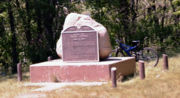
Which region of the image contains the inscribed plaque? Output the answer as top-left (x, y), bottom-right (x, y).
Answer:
top-left (62, 28), bottom-right (99, 62)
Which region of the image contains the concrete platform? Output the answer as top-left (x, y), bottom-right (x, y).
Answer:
top-left (30, 57), bottom-right (136, 82)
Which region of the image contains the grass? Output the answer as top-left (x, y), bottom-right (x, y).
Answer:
top-left (0, 54), bottom-right (180, 98)
top-left (0, 73), bottom-right (39, 98)
top-left (46, 54), bottom-right (180, 98)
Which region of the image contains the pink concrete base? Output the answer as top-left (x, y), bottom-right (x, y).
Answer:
top-left (30, 57), bottom-right (136, 82)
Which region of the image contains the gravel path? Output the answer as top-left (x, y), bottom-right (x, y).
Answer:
top-left (15, 93), bottom-right (46, 98)
top-left (24, 82), bottom-right (106, 92)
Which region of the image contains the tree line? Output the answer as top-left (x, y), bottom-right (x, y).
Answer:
top-left (0, 0), bottom-right (179, 74)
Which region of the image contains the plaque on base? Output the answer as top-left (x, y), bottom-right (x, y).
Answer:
top-left (62, 26), bottom-right (99, 62)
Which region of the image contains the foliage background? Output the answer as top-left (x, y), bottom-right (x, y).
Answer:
top-left (0, 0), bottom-right (179, 74)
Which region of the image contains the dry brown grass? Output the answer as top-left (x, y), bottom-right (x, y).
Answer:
top-left (47, 54), bottom-right (180, 98)
top-left (0, 54), bottom-right (180, 98)
top-left (0, 73), bottom-right (39, 98)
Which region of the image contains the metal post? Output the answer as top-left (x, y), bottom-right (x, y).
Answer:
top-left (48, 56), bottom-right (52, 61)
top-left (17, 63), bottom-right (22, 81)
top-left (111, 67), bottom-right (117, 88)
top-left (139, 61), bottom-right (145, 79)
top-left (163, 54), bottom-right (168, 70)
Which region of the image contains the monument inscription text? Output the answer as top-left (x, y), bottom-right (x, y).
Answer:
top-left (62, 30), bottom-right (99, 62)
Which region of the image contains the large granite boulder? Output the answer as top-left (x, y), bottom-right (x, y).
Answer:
top-left (56, 13), bottom-right (112, 59)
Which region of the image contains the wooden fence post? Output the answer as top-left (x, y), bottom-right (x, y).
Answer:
top-left (139, 61), bottom-right (145, 79)
top-left (111, 67), bottom-right (117, 88)
top-left (17, 62), bottom-right (22, 81)
top-left (163, 54), bottom-right (169, 70)
top-left (48, 56), bottom-right (52, 61)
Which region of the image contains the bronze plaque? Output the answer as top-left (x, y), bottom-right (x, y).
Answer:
top-left (62, 28), bottom-right (99, 62)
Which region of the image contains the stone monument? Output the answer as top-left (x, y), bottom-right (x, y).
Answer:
top-left (56, 13), bottom-right (112, 60)
top-left (30, 13), bottom-right (136, 82)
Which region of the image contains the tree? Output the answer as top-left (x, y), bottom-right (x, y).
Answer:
top-left (7, 0), bottom-right (18, 73)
